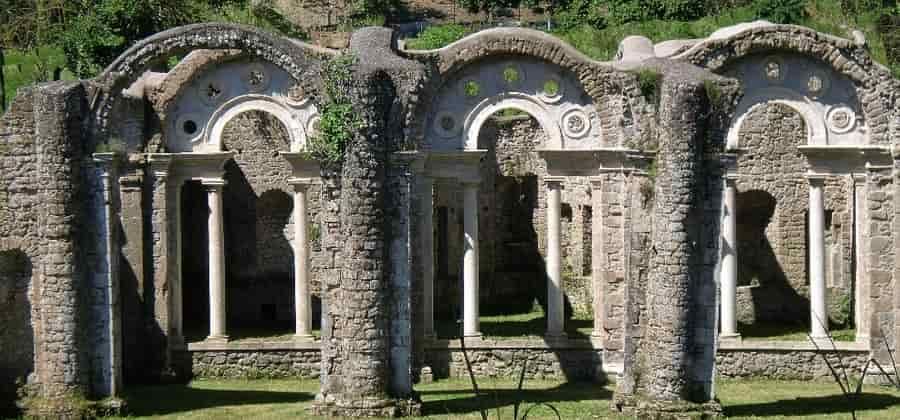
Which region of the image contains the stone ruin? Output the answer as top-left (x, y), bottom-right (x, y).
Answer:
top-left (0, 20), bottom-right (898, 418)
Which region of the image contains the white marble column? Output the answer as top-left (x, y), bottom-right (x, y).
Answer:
top-left (292, 179), bottom-right (313, 340)
top-left (808, 174), bottom-right (828, 339)
top-left (545, 177), bottom-right (565, 338)
top-left (721, 174), bottom-right (740, 339)
top-left (419, 176), bottom-right (435, 338)
top-left (589, 177), bottom-right (604, 339)
top-left (204, 178), bottom-right (228, 341)
top-left (462, 180), bottom-right (481, 337)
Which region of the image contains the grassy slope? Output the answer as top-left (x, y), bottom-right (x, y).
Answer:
top-left (2, 47), bottom-right (74, 110)
top-left (111, 377), bottom-right (900, 419)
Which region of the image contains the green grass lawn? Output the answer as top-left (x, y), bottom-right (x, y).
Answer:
top-left (435, 305), bottom-right (594, 340)
top-left (740, 322), bottom-right (856, 342)
top-left (107, 377), bottom-right (900, 419)
top-left (184, 324), bottom-right (321, 344)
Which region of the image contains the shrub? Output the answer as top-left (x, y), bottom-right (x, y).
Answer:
top-left (404, 24), bottom-right (471, 50)
top-left (753, 0), bottom-right (808, 24)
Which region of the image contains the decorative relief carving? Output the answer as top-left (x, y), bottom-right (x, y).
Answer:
top-left (826, 105), bottom-right (856, 134)
top-left (806, 70), bottom-right (829, 97)
top-left (433, 111), bottom-right (461, 139)
top-left (561, 108), bottom-right (590, 139)
top-left (242, 64), bottom-right (270, 92)
top-left (199, 80), bottom-right (227, 106)
top-left (538, 77), bottom-right (563, 104)
top-left (762, 57), bottom-right (785, 83)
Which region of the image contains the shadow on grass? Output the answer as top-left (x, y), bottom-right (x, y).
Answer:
top-left (436, 317), bottom-right (593, 339)
top-left (122, 385), bottom-right (312, 416)
top-left (421, 382), bottom-right (611, 415)
top-left (725, 393), bottom-right (900, 417)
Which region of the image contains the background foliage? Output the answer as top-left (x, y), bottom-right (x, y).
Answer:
top-left (1, 0), bottom-right (900, 113)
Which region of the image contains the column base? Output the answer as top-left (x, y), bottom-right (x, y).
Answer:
top-left (205, 335), bottom-right (229, 343)
top-left (545, 332), bottom-right (568, 341)
top-left (718, 332), bottom-right (741, 342)
top-left (293, 333), bottom-right (315, 342)
top-left (463, 332), bottom-right (482, 339)
top-left (612, 394), bottom-right (723, 419)
top-left (311, 395), bottom-right (422, 417)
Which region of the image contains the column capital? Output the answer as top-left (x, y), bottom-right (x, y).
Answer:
top-left (544, 176), bottom-right (566, 186)
top-left (588, 176), bottom-right (603, 189)
top-left (724, 173), bottom-right (740, 183)
top-left (146, 153), bottom-right (174, 178)
top-left (851, 173), bottom-right (867, 183)
top-left (118, 174), bottom-right (143, 192)
top-left (289, 177), bottom-right (318, 189)
top-left (804, 172), bottom-right (828, 184)
top-left (201, 178), bottom-right (226, 190)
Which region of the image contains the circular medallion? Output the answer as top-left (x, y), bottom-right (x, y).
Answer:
top-left (175, 113), bottom-right (204, 140)
top-left (826, 105), bottom-right (856, 134)
top-left (538, 77), bottom-right (564, 104)
top-left (806, 70), bottom-right (830, 97)
top-left (501, 64), bottom-right (526, 87)
top-left (561, 108), bottom-right (591, 139)
top-left (306, 115), bottom-right (321, 138)
top-left (762, 57), bottom-right (785, 83)
top-left (433, 111), bottom-right (460, 139)
top-left (242, 64), bottom-right (270, 92)
top-left (198, 79), bottom-right (227, 106)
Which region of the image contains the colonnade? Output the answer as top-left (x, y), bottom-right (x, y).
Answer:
top-left (719, 173), bottom-right (830, 340)
top-left (419, 174), bottom-right (605, 340)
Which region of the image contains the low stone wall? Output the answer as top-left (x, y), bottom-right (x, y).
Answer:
top-left (182, 340), bottom-right (876, 382)
top-left (424, 339), bottom-right (607, 382)
top-left (189, 347), bottom-right (321, 379)
top-left (717, 342), bottom-right (870, 380)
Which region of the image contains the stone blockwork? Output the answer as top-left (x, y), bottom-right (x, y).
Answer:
top-left (717, 348), bottom-right (870, 380)
top-left (425, 342), bottom-right (605, 382)
top-left (3, 21), bottom-right (900, 419)
top-left (191, 349), bottom-right (321, 379)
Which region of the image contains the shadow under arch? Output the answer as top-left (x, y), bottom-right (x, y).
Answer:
top-left (0, 249), bottom-right (33, 417)
top-left (735, 189), bottom-right (809, 330)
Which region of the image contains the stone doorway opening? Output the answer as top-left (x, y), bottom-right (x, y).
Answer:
top-left (0, 249), bottom-right (33, 416)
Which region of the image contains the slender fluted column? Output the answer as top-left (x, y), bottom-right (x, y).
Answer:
top-left (589, 177), bottom-right (604, 339)
top-left (720, 174), bottom-right (739, 338)
top-left (419, 176), bottom-right (435, 338)
top-left (807, 174), bottom-right (828, 339)
top-left (545, 177), bottom-right (565, 338)
top-left (204, 178), bottom-right (227, 341)
top-left (292, 179), bottom-right (313, 339)
top-left (462, 180), bottom-right (481, 337)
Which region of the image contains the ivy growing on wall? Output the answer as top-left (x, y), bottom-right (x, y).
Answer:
top-left (305, 53), bottom-right (360, 166)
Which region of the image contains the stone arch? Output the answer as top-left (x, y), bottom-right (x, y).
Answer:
top-left (0, 249), bottom-right (34, 413)
top-left (403, 28), bottom-right (634, 150)
top-left (90, 23), bottom-right (333, 143)
top-left (726, 87), bottom-right (827, 149)
top-left (205, 95), bottom-right (310, 153)
top-left (677, 24), bottom-right (893, 145)
top-left (464, 93), bottom-right (563, 150)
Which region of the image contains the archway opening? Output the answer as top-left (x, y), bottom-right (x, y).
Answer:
top-left (433, 108), bottom-right (593, 340)
top-left (182, 110), bottom-right (323, 342)
top-left (732, 103), bottom-right (855, 341)
top-left (0, 250), bottom-right (33, 416)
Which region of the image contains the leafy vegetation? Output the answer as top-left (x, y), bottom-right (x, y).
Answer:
top-left (404, 24), bottom-right (472, 50)
top-left (305, 53), bottom-right (359, 166)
